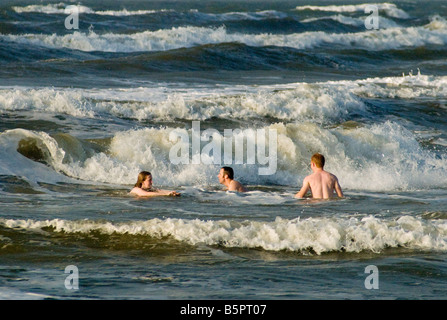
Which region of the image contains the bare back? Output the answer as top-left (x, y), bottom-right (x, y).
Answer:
top-left (296, 169), bottom-right (343, 199)
top-left (308, 171), bottom-right (338, 198)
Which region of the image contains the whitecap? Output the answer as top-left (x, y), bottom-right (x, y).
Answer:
top-left (3, 16), bottom-right (447, 52)
top-left (2, 215), bottom-right (446, 254)
top-left (295, 3), bottom-right (410, 19)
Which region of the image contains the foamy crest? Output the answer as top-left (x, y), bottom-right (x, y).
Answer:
top-left (0, 126), bottom-right (224, 187)
top-left (2, 215), bottom-right (446, 254)
top-left (295, 3), bottom-right (410, 19)
top-left (3, 16), bottom-right (447, 52)
top-left (0, 129), bottom-right (77, 185)
top-left (1, 27), bottom-right (231, 52)
top-left (12, 3), bottom-right (169, 16)
top-left (350, 72), bottom-right (447, 99)
top-left (301, 14), bottom-right (400, 28)
top-left (13, 2), bottom-right (410, 20)
top-left (0, 82), bottom-right (367, 123)
top-left (0, 87), bottom-right (95, 118)
top-left (12, 3), bottom-right (93, 14)
top-left (0, 287), bottom-right (52, 300)
top-left (4, 116), bottom-right (445, 192)
top-left (2, 74), bottom-right (446, 190)
top-left (269, 118), bottom-right (447, 191)
top-left (333, 121), bottom-right (447, 191)
top-left (11, 4), bottom-right (283, 19)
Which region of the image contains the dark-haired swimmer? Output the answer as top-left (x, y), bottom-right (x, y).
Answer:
top-left (130, 171), bottom-right (180, 197)
top-left (217, 166), bottom-right (247, 192)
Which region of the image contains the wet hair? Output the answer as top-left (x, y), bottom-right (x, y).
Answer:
top-left (221, 166), bottom-right (234, 180)
top-left (311, 153), bottom-right (325, 168)
top-left (134, 171), bottom-right (152, 188)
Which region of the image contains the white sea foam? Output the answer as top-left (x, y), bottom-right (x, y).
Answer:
top-left (434, 138), bottom-right (447, 147)
top-left (0, 87), bottom-right (96, 118)
top-left (348, 72), bottom-right (447, 99)
top-left (1, 74), bottom-right (446, 191)
top-left (2, 117), bottom-right (446, 192)
top-left (12, 3), bottom-right (93, 14)
top-left (295, 3), bottom-right (410, 19)
top-left (12, 3), bottom-right (170, 16)
top-left (0, 287), bottom-right (52, 300)
top-left (12, 2), bottom-right (409, 20)
top-left (301, 14), bottom-right (400, 28)
top-left (1, 215), bottom-right (446, 254)
top-left (12, 3), bottom-right (289, 21)
top-left (0, 129), bottom-right (79, 186)
top-left (12, 2), bottom-right (287, 21)
top-left (3, 16), bottom-right (447, 52)
top-left (196, 10), bottom-right (289, 21)
top-left (2, 74), bottom-right (447, 122)
top-left (12, 3), bottom-right (285, 19)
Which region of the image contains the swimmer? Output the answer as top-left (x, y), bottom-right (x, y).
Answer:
top-left (130, 171), bottom-right (180, 197)
top-left (217, 166), bottom-right (247, 192)
top-left (295, 153), bottom-right (343, 199)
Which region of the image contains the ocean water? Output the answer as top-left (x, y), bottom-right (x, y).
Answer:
top-left (0, 0), bottom-right (447, 301)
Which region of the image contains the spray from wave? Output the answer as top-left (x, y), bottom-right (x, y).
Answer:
top-left (2, 74), bottom-right (446, 122)
top-left (1, 119), bottom-right (446, 191)
top-left (1, 74), bottom-right (446, 191)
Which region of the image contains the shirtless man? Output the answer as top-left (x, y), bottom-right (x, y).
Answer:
top-left (130, 171), bottom-right (180, 197)
top-left (295, 153), bottom-right (343, 199)
top-left (218, 166), bottom-right (247, 192)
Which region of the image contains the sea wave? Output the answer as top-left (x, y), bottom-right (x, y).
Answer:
top-left (1, 74), bottom-right (446, 190)
top-left (11, 2), bottom-right (288, 21)
top-left (295, 3), bottom-right (411, 19)
top-left (12, 2), bottom-right (410, 21)
top-left (12, 2), bottom-right (171, 16)
top-left (2, 16), bottom-right (446, 53)
top-left (301, 14), bottom-right (400, 28)
top-left (1, 215), bottom-right (446, 254)
top-left (1, 118), bottom-right (446, 191)
top-left (1, 74), bottom-right (446, 122)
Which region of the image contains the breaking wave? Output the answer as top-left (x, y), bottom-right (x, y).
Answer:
top-left (1, 215), bottom-right (446, 254)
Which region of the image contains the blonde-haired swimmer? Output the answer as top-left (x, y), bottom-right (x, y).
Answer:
top-left (130, 171), bottom-right (180, 197)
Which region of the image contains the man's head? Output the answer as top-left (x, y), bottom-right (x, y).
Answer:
top-left (218, 166), bottom-right (234, 184)
top-left (311, 153), bottom-right (325, 169)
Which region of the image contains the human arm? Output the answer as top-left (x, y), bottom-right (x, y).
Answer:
top-left (130, 187), bottom-right (180, 197)
top-left (295, 177), bottom-right (310, 198)
top-left (156, 189), bottom-right (181, 196)
top-left (334, 178), bottom-right (343, 198)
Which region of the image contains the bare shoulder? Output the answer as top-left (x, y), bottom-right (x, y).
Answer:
top-left (130, 187), bottom-right (141, 195)
top-left (229, 180), bottom-right (247, 192)
top-left (329, 172), bottom-right (339, 181)
top-left (130, 187), bottom-right (159, 197)
top-left (304, 173), bottom-right (316, 183)
top-left (320, 170), bottom-right (337, 181)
